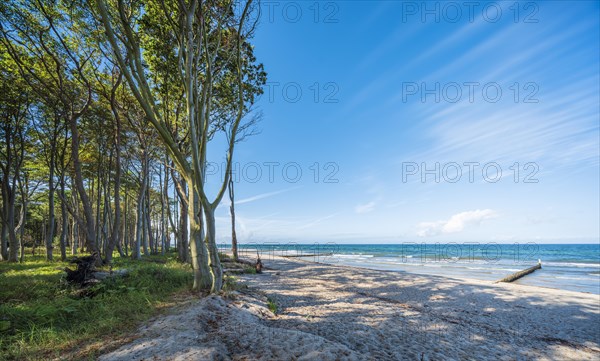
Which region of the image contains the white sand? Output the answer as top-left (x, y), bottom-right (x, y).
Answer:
top-left (100, 256), bottom-right (600, 360)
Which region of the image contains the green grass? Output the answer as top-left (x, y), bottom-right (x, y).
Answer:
top-left (266, 297), bottom-right (278, 315)
top-left (0, 250), bottom-right (193, 360)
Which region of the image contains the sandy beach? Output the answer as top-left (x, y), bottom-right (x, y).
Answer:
top-left (100, 256), bottom-right (600, 361)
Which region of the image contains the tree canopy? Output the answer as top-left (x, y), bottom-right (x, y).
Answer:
top-left (0, 0), bottom-right (266, 293)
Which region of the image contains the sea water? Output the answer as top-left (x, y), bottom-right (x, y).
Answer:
top-left (226, 243), bottom-right (600, 294)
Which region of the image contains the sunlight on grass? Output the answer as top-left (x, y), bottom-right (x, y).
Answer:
top-left (0, 250), bottom-right (193, 360)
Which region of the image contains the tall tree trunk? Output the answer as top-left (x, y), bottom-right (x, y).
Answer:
top-left (0, 130), bottom-right (11, 261)
top-left (19, 209), bottom-right (26, 263)
top-left (18, 174), bottom-right (29, 263)
top-left (70, 177), bottom-right (79, 256)
top-left (2, 125), bottom-right (24, 263)
top-left (95, 155), bottom-right (102, 252)
top-left (6, 181), bottom-right (18, 262)
top-left (0, 198), bottom-right (8, 260)
top-left (59, 174), bottom-right (68, 261)
top-left (204, 206), bottom-right (223, 293)
top-left (71, 212), bottom-right (78, 256)
top-left (165, 163), bottom-right (177, 254)
top-left (160, 162), bottom-right (167, 255)
top-left (133, 150), bottom-right (148, 259)
top-left (189, 188), bottom-right (211, 291)
top-left (124, 189), bottom-right (129, 256)
top-left (133, 203), bottom-right (144, 260)
top-left (105, 115), bottom-right (122, 263)
top-left (46, 140), bottom-right (56, 261)
top-left (69, 116), bottom-right (97, 254)
top-left (57, 125), bottom-right (69, 261)
top-left (101, 175), bottom-right (110, 256)
top-left (175, 176), bottom-right (189, 263)
top-left (145, 185), bottom-right (152, 254)
top-left (229, 177), bottom-right (238, 262)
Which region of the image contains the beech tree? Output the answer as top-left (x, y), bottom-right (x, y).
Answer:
top-left (0, 1), bottom-right (265, 296)
top-left (0, 46), bottom-right (31, 262)
top-left (1, 0), bottom-right (99, 255)
top-left (96, 0), bottom-right (265, 292)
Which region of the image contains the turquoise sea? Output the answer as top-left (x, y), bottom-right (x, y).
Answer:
top-left (224, 243), bottom-right (600, 294)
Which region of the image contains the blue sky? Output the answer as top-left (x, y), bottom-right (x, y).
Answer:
top-left (205, 1), bottom-right (600, 244)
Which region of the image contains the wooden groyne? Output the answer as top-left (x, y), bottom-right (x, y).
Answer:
top-left (496, 260), bottom-right (542, 283)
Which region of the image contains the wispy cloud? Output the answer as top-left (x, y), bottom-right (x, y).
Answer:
top-left (355, 202), bottom-right (376, 214)
top-left (401, 17), bottom-right (599, 172)
top-left (233, 187), bottom-right (301, 206)
top-left (417, 209), bottom-right (497, 237)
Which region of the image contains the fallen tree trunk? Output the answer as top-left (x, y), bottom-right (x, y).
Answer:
top-left (64, 253), bottom-right (99, 286)
top-left (64, 253), bottom-right (128, 286)
top-left (94, 269), bottom-right (129, 280)
top-left (496, 260), bottom-right (542, 283)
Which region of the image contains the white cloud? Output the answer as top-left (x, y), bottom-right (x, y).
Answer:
top-left (417, 209), bottom-right (497, 237)
top-left (233, 187), bottom-right (300, 205)
top-left (355, 202), bottom-right (376, 214)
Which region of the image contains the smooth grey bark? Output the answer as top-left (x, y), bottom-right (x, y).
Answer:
top-left (18, 174), bottom-right (30, 263)
top-left (59, 174), bottom-right (68, 261)
top-left (70, 115), bottom-right (98, 254)
top-left (159, 162), bottom-right (167, 254)
top-left (6, 182), bottom-right (18, 262)
top-left (144, 185), bottom-right (152, 254)
top-left (1, 119), bottom-right (25, 262)
top-left (45, 130), bottom-right (57, 261)
top-left (14, 174), bottom-right (39, 261)
top-left (229, 177), bottom-right (238, 261)
top-left (133, 150), bottom-right (148, 260)
top-left (173, 173), bottom-right (189, 263)
top-left (105, 74), bottom-right (123, 263)
top-left (94, 153), bottom-right (102, 251)
top-left (189, 189), bottom-right (210, 290)
top-left (57, 129), bottom-right (69, 261)
top-left (1, 132), bottom-right (11, 261)
top-left (204, 207), bottom-right (223, 293)
top-left (123, 188), bottom-right (129, 256)
top-left (1, 194), bottom-right (8, 260)
top-left (101, 168), bottom-right (111, 256)
top-left (70, 177), bottom-right (79, 255)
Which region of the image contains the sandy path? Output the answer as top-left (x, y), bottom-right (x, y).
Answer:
top-left (100, 256), bottom-right (600, 361)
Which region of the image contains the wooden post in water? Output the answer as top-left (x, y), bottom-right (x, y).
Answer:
top-left (496, 259), bottom-right (542, 283)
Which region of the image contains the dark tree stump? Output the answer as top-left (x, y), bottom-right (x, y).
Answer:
top-left (255, 254), bottom-right (263, 274)
top-left (64, 252), bottom-right (100, 286)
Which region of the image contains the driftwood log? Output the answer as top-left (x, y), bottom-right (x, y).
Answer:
top-left (496, 260), bottom-right (542, 283)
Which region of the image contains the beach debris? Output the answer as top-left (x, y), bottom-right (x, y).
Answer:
top-left (255, 251), bottom-right (263, 274)
top-left (496, 259), bottom-right (542, 283)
